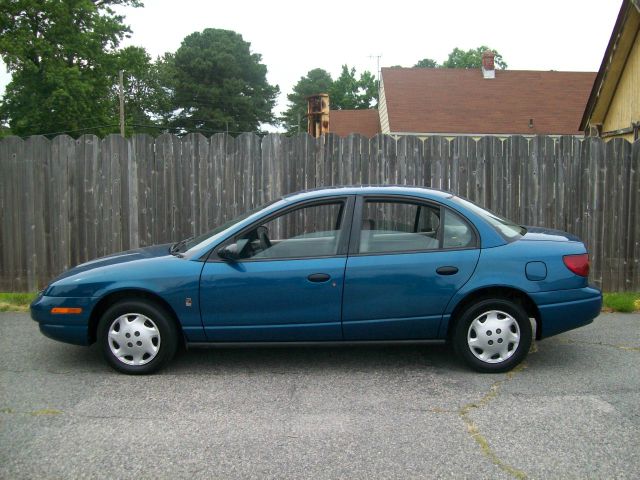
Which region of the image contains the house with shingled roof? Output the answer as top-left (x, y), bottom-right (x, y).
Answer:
top-left (329, 51), bottom-right (596, 138)
top-left (580, 0), bottom-right (640, 141)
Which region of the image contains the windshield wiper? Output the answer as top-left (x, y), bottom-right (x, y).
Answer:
top-left (169, 237), bottom-right (193, 256)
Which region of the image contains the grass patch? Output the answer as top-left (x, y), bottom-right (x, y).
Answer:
top-left (603, 292), bottom-right (640, 313)
top-left (0, 292), bottom-right (37, 312)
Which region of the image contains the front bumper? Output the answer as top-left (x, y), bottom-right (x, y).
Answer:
top-left (30, 294), bottom-right (96, 346)
top-left (530, 285), bottom-right (602, 339)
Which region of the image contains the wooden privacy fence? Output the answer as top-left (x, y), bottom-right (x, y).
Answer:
top-left (0, 133), bottom-right (638, 292)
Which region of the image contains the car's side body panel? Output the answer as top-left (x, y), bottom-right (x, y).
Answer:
top-left (30, 295), bottom-right (96, 345)
top-left (342, 249), bottom-right (480, 340)
top-left (528, 287), bottom-right (602, 337)
top-left (439, 239), bottom-right (601, 339)
top-left (32, 255), bottom-right (207, 344)
top-left (199, 257), bottom-right (347, 341)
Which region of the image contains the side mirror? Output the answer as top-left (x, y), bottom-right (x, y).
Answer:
top-left (217, 243), bottom-right (240, 261)
top-left (217, 239), bottom-right (249, 261)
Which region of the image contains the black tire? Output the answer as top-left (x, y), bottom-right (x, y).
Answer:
top-left (97, 299), bottom-right (178, 375)
top-left (453, 298), bottom-right (532, 373)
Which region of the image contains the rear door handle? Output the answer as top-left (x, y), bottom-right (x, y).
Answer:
top-left (436, 266), bottom-right (459, 275)
top-left (307, 273), bottom-right (331, 283)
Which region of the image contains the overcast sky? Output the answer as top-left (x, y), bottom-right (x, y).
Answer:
top-left (0, 0), bottom-right (622, 126)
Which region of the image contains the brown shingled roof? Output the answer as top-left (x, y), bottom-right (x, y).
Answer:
top-left (330, 109), bottom-right (381, 137)
top-left (381, 67), bottom-right (596, 135)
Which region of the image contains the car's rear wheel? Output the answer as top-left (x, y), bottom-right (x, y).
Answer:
top-left (97, 299), bottom-right (178, 374)
top-left (453, 298), bottom-right (532, 373)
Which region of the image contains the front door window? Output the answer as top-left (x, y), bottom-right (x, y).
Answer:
top-left (233, 201), bottom-right (345, 260)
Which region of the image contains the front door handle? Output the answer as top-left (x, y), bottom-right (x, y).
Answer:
top-left (436, 266), bottom-right (459, 276)
top-left (307, 273), bottom-right (331, 283)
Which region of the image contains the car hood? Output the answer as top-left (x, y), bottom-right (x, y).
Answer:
top-left (50, 243), bottom-right (173, 282)
top-left (521, 226), bottom-right (581, 242)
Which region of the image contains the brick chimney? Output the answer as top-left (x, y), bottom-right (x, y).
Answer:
top-left (307, 93), bottom-right (330, 137)
top-left (482, 50), bottom-right (495, 79)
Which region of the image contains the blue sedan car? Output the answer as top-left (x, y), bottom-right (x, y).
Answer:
top-left (31, 186), bottom-right (602, 374)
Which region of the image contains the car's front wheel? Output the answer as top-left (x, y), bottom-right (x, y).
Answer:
top-left (453, 298), bottom-right (532, 373)
top-left (97, 299), bottom-right (178, 374)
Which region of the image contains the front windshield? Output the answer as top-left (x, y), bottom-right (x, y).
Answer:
top-left (451, 196), bottom-right (526, 240)
top-left (176, 199), bottom-right (281, 253)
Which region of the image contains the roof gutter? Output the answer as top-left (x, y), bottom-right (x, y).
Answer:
top-left (600, 121), bottom-right (640, 140)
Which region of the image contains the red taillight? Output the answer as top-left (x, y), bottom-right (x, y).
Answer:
top-left (563, 254), bottom-right (589, 277)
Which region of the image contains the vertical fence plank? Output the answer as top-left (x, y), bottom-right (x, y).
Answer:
top-left (587, 137), bottom-right (606, 287)
top-left (617, 140), bottom-right (632, 291)
top-left (30, 136), bottom-right (50, 288)
top-left (631, 140), bottom-right (640, 291)
top-left (538, 136), bottom-right (556, 229)
top-left (131, 134), bottom-right (154, 246)
top-left (505, 136), bottom-right (524, 223)
top-left (1, 137), bottom-right (24, 290)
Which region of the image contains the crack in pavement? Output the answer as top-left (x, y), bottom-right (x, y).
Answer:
top-left (555, 338), bottom-right (640, 352)
top-left (0, 407), bottom-right (161, 421)
top-left (427, 363), bottom-right (529, 478)
top-left (1, 407), bottom-right (63, 416)
top-left (457, 363), bottom-right (529, 480)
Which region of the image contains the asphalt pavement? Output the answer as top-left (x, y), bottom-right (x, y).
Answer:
top-left (1, 312), bottom-right (638, 479)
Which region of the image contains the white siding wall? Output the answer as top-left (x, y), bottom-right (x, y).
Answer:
top-left (378, 76), bottom-right (390, 134)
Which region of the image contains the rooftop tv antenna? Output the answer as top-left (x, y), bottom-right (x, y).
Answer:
top-left (368, 54), bottom-right (382, 102)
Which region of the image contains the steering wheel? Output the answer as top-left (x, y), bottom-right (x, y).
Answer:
top-left (256, 226), bottom-right (272, 250)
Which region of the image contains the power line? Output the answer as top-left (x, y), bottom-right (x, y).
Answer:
top-left (128, 123), bottom-right (257, 136)
top-left (24, 124), bottom-right (121, 138)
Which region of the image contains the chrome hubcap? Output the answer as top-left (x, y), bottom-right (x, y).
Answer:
top-left (108, 313), bottom-right (161, 366)
top-left (467, 310), bottom-right (520, 364)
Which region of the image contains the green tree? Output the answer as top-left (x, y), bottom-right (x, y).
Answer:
top-left (0, 123), bottom-right (11, 139)
top-left (0, 0), bottom-right (143, 137)
top-left (414, 58), bottom-right (439, 68)
top-left (280, 68), bottom-right (333, 134)
top-left (170, 28), bottom-right (279, 134)
top-left (280, 65), bottom-right (377, 134)
top-left (330, 65), bottom-right (377, 110)
top-left (113, 47), bottom-right (175, 135)
top-left (441, 46), bottom-right (507, 69)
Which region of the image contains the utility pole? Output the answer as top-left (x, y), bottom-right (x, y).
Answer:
top-left (118, 70), bottom-right (125, 137)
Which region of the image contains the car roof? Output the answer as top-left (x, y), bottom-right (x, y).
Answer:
top-left (282, 185), bottom-right (453, 202)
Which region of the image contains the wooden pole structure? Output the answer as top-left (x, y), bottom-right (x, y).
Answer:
top-left (119, 70), bottom-right (125, 137)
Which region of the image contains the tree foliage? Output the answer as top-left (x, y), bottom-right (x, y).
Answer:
top-left (330, 66), bottom-right (377, 110)
top-left (281, 65), bottom-right (377, 134)
top-left (169, 29), bottom-right (279, 134)
top-left (413, 47), bottom-right (507, 70)
top-left (0, 0), bottom-right (143, 137)
top-left (0, 5), bottom-right (281, 137)
top-left (114, 48), bottom-right (175, 135)
top-left (441, 46), bottom-right (507, 69)
top-left (280, 68), bottom-right (333, 134)
top-left (413, 58), bottom-right (438, 68)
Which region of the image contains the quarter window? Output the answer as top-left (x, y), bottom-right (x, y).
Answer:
top-left (443, 209), bottom-right (476, 248)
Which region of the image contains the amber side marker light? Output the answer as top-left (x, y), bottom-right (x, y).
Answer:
top-left (51, 307), bottom-right (83, 314)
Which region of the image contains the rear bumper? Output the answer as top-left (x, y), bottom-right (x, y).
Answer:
top-left (30, 294), bottom-right (94, 346)
top-left (530, 285), bottom-right (602, 339)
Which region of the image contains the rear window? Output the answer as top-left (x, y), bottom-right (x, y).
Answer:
top-left (450, 197), bottom-right (526, 240)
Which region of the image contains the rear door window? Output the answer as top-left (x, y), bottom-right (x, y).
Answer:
top-left (357, 199), bottom-right (477, 254)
